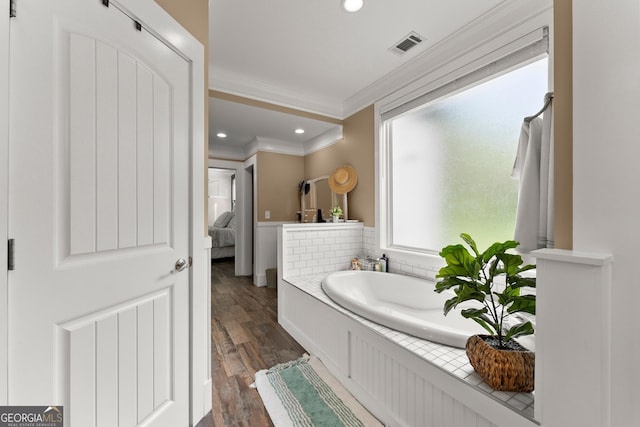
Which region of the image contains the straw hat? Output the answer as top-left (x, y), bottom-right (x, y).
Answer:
top-left (328, 165), bottom-right (358, 194)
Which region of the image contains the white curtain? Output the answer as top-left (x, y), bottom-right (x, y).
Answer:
top-left (512, 102), bottom-right (554, 251)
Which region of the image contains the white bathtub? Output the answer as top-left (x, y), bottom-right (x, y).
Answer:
top-left (321, 270), bottom-right (487, 348)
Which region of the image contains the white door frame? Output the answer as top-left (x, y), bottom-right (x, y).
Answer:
top-left (245, 155), bottom-right (258, 280)
top-left (0, 0), bottom-right (211, 423)
top-left (208, 158), bottom-right (253, 276)
top-left (1, 0), bottom-right (10, 407)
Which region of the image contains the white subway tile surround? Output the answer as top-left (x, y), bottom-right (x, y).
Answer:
top-left (279, 223), bottom-right (535, 421)
top-left (283, 224), bottom-right (365, 277)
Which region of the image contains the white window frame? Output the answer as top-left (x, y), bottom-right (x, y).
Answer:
top-left (375, 25), bottom-right (551, 275)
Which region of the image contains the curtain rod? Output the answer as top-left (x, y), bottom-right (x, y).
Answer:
top-left (524, 91), bottom-right (554, 123)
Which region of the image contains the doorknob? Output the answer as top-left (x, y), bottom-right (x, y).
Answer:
top-left (175, 257), bottom-right (191, 272)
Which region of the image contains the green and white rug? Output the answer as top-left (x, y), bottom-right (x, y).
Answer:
top-left (253, 355), bottom-right (382, 427)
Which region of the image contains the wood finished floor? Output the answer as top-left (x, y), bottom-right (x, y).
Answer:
top-left (205, 258), bottom-right (306, 427)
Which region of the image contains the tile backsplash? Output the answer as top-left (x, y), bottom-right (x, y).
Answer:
top-left (362, 225), bottom-right (441, 281)
top-left (281, 224), bottom-right (441, 282)
top-left (282, 224), bottom-right (364, 277)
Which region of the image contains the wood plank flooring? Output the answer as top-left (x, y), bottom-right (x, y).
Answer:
top-left (206, 258), bottom-right (306, 427)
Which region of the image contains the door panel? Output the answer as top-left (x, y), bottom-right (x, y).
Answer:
top-left (8, 1), bottom-right (190, 425)
top-left (60, 290), bottom-right (174, 426)
top-left (65, 32), bottom-right (174, 257)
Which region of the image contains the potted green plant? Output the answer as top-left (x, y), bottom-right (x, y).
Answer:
top-left (435, 233), bottom-right (536, 392)
top-left (329, 205), bottom-right (343, 222)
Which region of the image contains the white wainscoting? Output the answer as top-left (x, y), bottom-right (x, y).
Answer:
top-left (255, 222), bottom-right (294, 286)
top-left (279, 280), bottom-right (537, 427)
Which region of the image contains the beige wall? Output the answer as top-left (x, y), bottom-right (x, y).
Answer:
top-left (304, 106), bottom-right (375, 226)
top-left (257, 152), bottom-right (305, 221)
top-left (154, 0), bottom-right (209, 232)
top-left (155, 0), bottom-right (208, 45)
top-left (553, 0), bottom-right (572, 249)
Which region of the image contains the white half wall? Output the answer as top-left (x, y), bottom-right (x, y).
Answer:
top-left (254, 221), bottom-right (293, 286)
top-left (533, 249), bottom-right (613, 427)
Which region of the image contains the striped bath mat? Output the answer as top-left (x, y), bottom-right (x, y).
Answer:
top-left (253, 355), bottom-right (382, 427)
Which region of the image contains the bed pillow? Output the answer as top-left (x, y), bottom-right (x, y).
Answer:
top-left (227, 214), bottom-right (236, 229)
top-left (213, 211), bottom-right (233, 228)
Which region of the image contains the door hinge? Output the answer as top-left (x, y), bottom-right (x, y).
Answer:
top-left (9, 0), bottom-right (16, 18)
top-left (101, 0), bottom-right (109, 7)
top-left (7, 239), bottom-right (14, 271)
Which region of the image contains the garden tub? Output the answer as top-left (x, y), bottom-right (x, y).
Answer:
top-left (321, 270), bottom-right (487, 348)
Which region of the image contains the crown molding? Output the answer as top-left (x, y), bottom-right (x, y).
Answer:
top-left (343, 0), bottom-right (553, 117)
top-left (243, 137), bottom-right (259, 158)
top-left (208, 144), bottom-right (245, 161)
top-left (304, 126), bottom-right (343, 155)
top-left (236, 127), bottom-right (344, 158)
top-left (244, 137), bottom-right (305, 158)
top-left (209, 68), bottom-right (344, 119)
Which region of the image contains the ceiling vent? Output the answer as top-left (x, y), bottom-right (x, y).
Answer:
top-left (390, 32), bottom-right (424, 54)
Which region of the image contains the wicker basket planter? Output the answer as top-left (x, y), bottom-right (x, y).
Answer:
top-left (466, 335), bottom-right (535, 392)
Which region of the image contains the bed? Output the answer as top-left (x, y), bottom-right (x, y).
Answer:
top-left (209, 211), bottom-right (236, 259)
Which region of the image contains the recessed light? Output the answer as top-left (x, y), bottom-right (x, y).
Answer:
top-left (341, 0), bottom-right (363, 12)
top-left (216, 132), bottom-right (227, 138)
top-left (294, 128), bottom-right (305, 134)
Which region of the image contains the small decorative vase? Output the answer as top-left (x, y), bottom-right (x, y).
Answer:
top-left (332, 215), bottom-right (339, 222)
top-left (465, 334), bottom-right (535, 392)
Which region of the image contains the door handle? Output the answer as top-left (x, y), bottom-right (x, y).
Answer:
top-left (175, 257), bottom-right (191, 272)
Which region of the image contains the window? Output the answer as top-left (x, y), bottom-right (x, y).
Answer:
top-left (383, 57), bottom-right (548, 253)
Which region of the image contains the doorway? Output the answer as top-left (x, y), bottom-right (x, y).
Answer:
top-left (208, 159), bottom-right (253, 276)
top-left (208, 168), bottom-right (236, 261)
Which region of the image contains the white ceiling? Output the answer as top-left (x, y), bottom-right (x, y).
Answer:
top-left (208, 97), bottom-right (339, 151)
top-left (208, 0), bottom-right (506, 157)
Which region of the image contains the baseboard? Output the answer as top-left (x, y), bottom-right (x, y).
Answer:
top-left (254, 273), bottom-right (267, 287)
top-left (202, 378), bottom-right (212, 413)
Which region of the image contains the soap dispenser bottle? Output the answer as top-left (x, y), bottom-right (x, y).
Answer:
top-left (381, 254), bottom-right (389, 272)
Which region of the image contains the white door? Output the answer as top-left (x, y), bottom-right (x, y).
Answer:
top-left (8, 1), bottom-right (190, 425)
